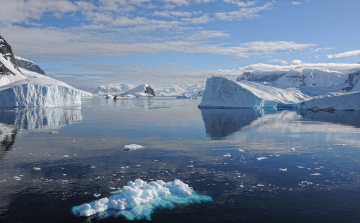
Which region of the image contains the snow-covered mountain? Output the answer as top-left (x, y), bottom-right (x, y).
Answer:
top-left (125, 84), bottom-right (155, 96)
top-left (154, 84), bottom-right (205, 97)
top-left (236, 67), bottom-right (360, 92)
top-left (0, 36), bottom-right (91, 108)
top-left (93, 84), bottom-right (137, 95)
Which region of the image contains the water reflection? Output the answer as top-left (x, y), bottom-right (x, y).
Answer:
top-left (0, 108), bottom-right (83, 159)
top-left (298, 110), bottom-right (360, 128)
top-left (200, 108), bottom-right (277, 139)
top-left (201, 108), bottom-right (360, 140)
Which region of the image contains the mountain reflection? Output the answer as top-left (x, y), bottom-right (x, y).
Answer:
top-left (201, 108), bottom-right (360, 140)
top-left (298, 110), bottom-right (360, 128)
top-left (0, 108), bottom-right (83, 159)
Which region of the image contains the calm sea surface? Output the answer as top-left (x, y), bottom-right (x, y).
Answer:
top-left (1, 97), bottom-right (360, 223)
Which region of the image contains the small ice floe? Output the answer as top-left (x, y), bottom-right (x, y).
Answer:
top-left (299, 181), bottom-right (313, 186)
top-left (310, 173), bottom-right (321, 176)
top-left (13, 176), bottom-right (21, 180)
top-left (91, 166), bottom-right (96, 168)
top-left (93, 193), bottom-right (101, 197)
top-left (256, 157), bottom-right (267, 161)
top-left (297, 166), bottom-right (305, 169)
top-left (33, 167), bottom-right (41, 171)
top-left (72, 179), bottom-right (212, 220)
top-left (187, 165), bottom-right (194, 168)
top-left (49, 131), bottom-right (58, 134)
top-left (290, 148), bottom-right (296, 151)
top-left (257, 184), bottom-right (264, 187)
top-left (238, 149), bottom-right (245, 152)
top-left (223, 153), bottom-right (231, 157)
top-left (279, 168), bottom-right (287, 172)
top-left (123, 144), bottom-right (144, 151)
top-left (63, 155), bottom-right (69, 158)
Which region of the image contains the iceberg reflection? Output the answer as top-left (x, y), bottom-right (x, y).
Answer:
top-left (0, 108), bottom-right (83, 159)
top-left (200, 108), bottom-right (277, 139)
top-left (201, 108), bottom-right (360, 140)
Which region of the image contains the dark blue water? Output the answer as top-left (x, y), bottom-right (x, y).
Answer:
top-left (1, 97), bottom-right (360, 223)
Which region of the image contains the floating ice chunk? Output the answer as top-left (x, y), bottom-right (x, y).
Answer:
top-left (256, 157), bottom-right (267, 161)
top-left (223, 153), bottom-right (231, 157)
top-left (63, 155), bottom-right (69, 158)
top-left (238, 149), bottom-right (244, 152)
top-left (279, 168), bottom-right (287, 172)
top-left (49, 131), bottom-right (58, 134)
top-left (297, 166), bottom-right (305, 169)
top-left (257, 184), bottom-right (264, 187)
top-left (14, 176), bottom-right (21, 180)
top-left (123, 144), bottom-right (144, 151)
top-left (94, 193), bottom-right (101, 197)
top-left (33, 167), bottom-right (41, 170)
top-left (310, 173), bottom-right (321, 176)
top-left (72, 179), bottom-right (212, 220)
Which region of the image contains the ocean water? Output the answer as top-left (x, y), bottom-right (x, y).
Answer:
top-left (1, 97), bottom-right (360, 222)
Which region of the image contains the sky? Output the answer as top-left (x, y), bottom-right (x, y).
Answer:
top-left (0, 0), bottom-right (359, 91)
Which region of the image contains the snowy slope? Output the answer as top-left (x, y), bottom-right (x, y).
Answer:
top-left (15, 56), bottom-right (46, 75)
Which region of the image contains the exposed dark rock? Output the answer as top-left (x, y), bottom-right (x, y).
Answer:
top-left (15, 56), bottom-right (46, 75)
top-left (0, 36), bottom-right (22, 76)
top-left (342, 70), bottom-right (360, 91)
top-left (145, 86), bottom-right (155, 96)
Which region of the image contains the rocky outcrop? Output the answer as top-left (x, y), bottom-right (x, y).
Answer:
top-left (15, 56), bottom-right (46, 75)
top-left (145, 86), bottom-right (155, 96)
top-left (341, 70), bottom-right (360, 92)
top-left (0, 36), bottom-right (22, 76)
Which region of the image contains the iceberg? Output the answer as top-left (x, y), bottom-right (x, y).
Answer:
top-left (72, 179), bottom-right (212, 220)
top-left (0, 36), bottom-right (91, 108)
top-left (198, 76), bottom-right (310, 109)
top-left (199, 76), bottom-right (360, 111)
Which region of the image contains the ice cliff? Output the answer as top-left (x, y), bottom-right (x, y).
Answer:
top-left (0, 36), bottom-right (91, 108)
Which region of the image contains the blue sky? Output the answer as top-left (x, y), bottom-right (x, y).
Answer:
top-left (0, 0), bottom-right (359, 90)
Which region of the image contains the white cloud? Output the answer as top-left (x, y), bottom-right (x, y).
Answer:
top-left (0, 0), bottom-right (77, 25)
top-left (268, 59), bottom-right (288, 65)
top-left (292, 1), bottom-right (301, 5)
top-left (291, 60), bottom-right (303, 65)
top-left (215, 2), bottom-right (273, 21)
top-left (236, 63), bottom-right (360, 73)
top-left (223, 0), bottom-right (256, 7)
top-left (154, 10), bottom-right (195, 17)
top-left (327, 50), bottom-right (360, 59)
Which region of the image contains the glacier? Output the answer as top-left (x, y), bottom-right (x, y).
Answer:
top-left (72, 179), bottom-right (212, 220)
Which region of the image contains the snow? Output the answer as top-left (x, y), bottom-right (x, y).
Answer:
top-left (154, 84), bottom-right (205, 97)
top-left (0, 67), bottom-right (91, 108)
top-left (72, 179), bottom-right (212, 220)
top-left (0, 53), bottom-right (22, 76)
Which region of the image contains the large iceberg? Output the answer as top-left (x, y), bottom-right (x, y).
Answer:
top-left (72, 179), bottom-right (212, 220)
top-left (199, 75), bottom-right (360, 111)
top-left (0, 36), bottom-right (91, 108)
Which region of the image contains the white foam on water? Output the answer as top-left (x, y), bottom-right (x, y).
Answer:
top-left (72, 179), bottom-right (212, 220)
